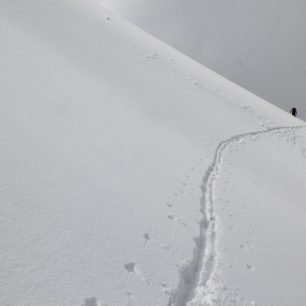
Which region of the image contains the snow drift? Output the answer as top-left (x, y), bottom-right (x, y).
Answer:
top-left (0, 0), bottom-right (306, 305)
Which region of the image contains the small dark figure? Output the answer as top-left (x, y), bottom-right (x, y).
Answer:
top-left (290, 107), bottom-right (297, 117)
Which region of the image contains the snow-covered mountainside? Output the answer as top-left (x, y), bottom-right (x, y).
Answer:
top-left (1, 0), bottom-right (306, 305)
top-left (101, 0), bottom-right (306, 120)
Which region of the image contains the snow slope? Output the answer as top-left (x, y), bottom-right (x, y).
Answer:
top-left (100, 0), bottom-right (306, 120)
top-left (0, 0), bottom-right (306, 305)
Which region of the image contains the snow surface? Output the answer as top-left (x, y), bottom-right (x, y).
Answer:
top-left (100, 0), bottom-right (306, 120)
top-left (1, 0), bottom-right (306, 305)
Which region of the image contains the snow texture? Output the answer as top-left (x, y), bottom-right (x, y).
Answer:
top-left (1, 0), bottom-right (306, 305)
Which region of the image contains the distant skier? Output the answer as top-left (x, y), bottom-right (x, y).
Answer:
top-left (290, 107), bottom-right (297, 117)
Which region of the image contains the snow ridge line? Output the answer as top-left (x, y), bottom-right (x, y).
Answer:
top-left (171, 125), bottom-right (306, 306)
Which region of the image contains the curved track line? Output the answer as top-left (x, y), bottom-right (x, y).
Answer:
top-left (171, 125), bottom-right (306, 306)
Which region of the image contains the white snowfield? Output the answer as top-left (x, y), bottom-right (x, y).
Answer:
top-left (0, 1), bottom-right (306, 306)
top-left (101, 0), bottom-right (306, 120)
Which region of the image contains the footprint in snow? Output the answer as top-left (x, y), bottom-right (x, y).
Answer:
top-left (142, 232), bottom-right (172, 252)
top-left (167, 214), bottom-right (187, 227)
top-left (124, 263), bottom-right (153, 286)
top-left (83, 297), bottom-right (102, 306)
top-left (239, 244), bottom-right (247, 252)
top-left (187, 76), bottom-right (199, 86)
top-left (143, 233), bottom-right (151, 245)
top-left (166, 202), bottom-right (173, 208)
top-left (160, 283), bottom-right (174, 296)
top-left (241, 105), bottom-right (253, 112)
top-left (160, 243), bottom-right (170, 251)
top-left (144, 52), bottom-right (158, 60)
top-left (126, 291), bottom-right (133, 297)
top-left (124, 262), bottom-right (139, 274)
top-left (126, 291), bottom-right (135, 302)
top-left (246, 264), bottom-right (255, 271)
top-left (168, 214), bottom-right (175, 220)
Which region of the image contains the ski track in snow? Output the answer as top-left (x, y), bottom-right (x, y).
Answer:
top-left (170, 125), bottom-right (306, 306)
